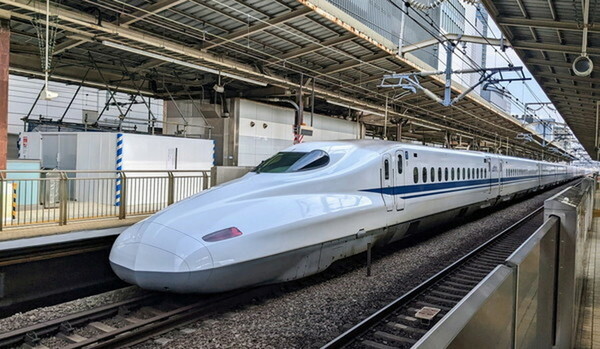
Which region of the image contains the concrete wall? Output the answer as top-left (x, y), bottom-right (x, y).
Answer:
top-left (235, 98), bottom-right (359, 166)
top-left (211, 166), bottom-right (254, 186)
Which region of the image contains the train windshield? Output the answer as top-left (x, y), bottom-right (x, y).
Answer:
top-left (253, 150), bottom-right (330, 173)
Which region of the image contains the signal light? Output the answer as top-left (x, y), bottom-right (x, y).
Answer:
top-left (202, 227), bottom-right (243, 242)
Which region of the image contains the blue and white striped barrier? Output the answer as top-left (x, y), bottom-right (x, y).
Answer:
top-left (115, 133), bottom-right (123, 206)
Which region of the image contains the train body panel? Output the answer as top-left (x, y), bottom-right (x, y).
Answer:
top-left (109, 140), bottom-right (587, 293)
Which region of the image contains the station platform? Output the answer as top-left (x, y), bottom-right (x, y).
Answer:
top-left (575, 191), bottom-right (600, 348)
top-left (0, 216), bottom-right (144, 249)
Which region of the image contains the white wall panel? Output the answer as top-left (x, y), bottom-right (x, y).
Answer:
top-left (237, 99), bottom-right (358, 166)
top-left (121, 134), bottom-right (214, 171)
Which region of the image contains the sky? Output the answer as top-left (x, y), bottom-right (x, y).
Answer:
top-left (483, 17), bottom-right (564, 123)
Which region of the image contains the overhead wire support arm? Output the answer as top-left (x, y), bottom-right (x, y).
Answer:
top-left (379, 65), bottom-right (530, 107)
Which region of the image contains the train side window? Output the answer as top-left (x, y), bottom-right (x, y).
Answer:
top-left (477, 168), bottom-right (480, 179)
top-left (397, 155), bottom-right (403, 174)
top-left (451, 168), bottom-right (455, 180)
top-left (438, 167), bottom-right (442, 181)
top-left (471, 168), bottom-right (475, 179)
top-left (445, 168), bottom-right (448, 181)
top-left (457, 167), bottom-right (461, 180)
top-left (423, 167), bottom-right (427, 183)
top-left (431, 167), bottom-right (435, 182)
top-left (414, 167), bottom-right (419, 183)
top-left (462, 168), bottom-right (465, 179)
top-left (384, 160), bottom-right (390, 180)
top-left (467, 168), bottom-right (470, 179)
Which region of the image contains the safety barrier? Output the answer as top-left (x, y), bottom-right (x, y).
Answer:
top-left (0, 170), bottom-right (211, 230)
top-left (413, 177), bottom-right (596, 348)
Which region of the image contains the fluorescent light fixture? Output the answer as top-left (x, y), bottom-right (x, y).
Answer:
top-left (326, 100), bottom-right (385, 117)
top-left (102, 41), bottom-right (268, 87)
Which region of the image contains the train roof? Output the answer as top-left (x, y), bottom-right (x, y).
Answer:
top-left (286, 140), bottom-right (571, 166)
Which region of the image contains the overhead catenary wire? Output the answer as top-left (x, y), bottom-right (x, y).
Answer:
top-left (89, 0), bottom-right (521, 138)
top-left (54, 0), bottom-right (572, 157)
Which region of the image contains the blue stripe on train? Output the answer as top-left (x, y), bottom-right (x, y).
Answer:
top-left (361, 173), bottom-right (566, 198)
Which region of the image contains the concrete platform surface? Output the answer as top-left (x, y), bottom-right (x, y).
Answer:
top-left (575, 191), bottom-right (600, 348)
top-left (0, 215), bottom-right (146, 248)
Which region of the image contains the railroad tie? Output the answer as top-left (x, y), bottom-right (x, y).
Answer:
top-left (57, 332), bottom-right (88, 344)
top-left (386, 322), bottom-right (428, 334)
top-left (374, 331), bottom-right (416, 344)
top-left (362, 339), bottom-right (398, 349)
top-left (88, 322), bottom-right (116, 333)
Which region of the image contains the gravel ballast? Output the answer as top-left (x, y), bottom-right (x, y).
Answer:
top-left (131, 183), bottom-right (573, 349)
top-left (0, 287), bottom-right (147, 333)
top-left (0, 183), bottom-right (573, 348)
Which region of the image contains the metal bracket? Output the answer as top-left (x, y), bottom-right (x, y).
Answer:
top-left (379, 37), bottom-right (530, 107)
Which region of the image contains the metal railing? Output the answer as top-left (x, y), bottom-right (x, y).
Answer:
top-left (0, 170), bottom-right (211, 230)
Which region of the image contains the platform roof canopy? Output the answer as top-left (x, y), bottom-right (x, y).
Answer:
top-left (483, 0), bottom-right (600, 160)
top-left (0, 0), bottom-right (573, 161)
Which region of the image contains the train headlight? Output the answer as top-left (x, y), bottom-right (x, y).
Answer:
top-left (202, 227), bottom-right (243, 242)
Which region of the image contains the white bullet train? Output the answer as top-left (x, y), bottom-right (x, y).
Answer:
top-left (110, 140), bottom-right (584, 293)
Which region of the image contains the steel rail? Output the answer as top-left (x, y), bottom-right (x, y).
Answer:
top-left (0, 293), bottom-right (159, 348)
top-left (321, 205), bottom-right (546, 349)
top-left (0, 286), bottom-right (272, 349)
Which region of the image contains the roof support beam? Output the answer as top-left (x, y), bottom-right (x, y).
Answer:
top-left (538, 72), bottom-right (600, 83)
top-left (512, 40), bottom-right (600, 56)
top-left (267, 32), bottom-right (354, 63)
top-left (515, 0), bottom-right (530, 18)
top-left (121, 0), bottom-right (187, 25)
top-left (526, 58), bottom-right (573, 68)
top-left (400, 34), bottom-right (504, 54)
top-left (315, 51), bottom-right (389, 76)
top-left (203, 7), bottom-right (311, 50)
top-left (544, 88), bottom-right (600, 99)
top-left (53, 37), bottom-right (90, 55)
top-left (543, 82), bottom-right (599, 93)
top-left (496, 17), bottom-right (600, 33)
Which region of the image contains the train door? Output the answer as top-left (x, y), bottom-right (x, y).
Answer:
top-left (485, 156), bottom-right (492, 195)
top-left (488, 156), bottom-right (501, 199)
top-left (499, 161), bottom-right (504, 195)
top-left (394, 150), bottom-right (405, 211)
top-left (381, 154), bottom-right (394, 212)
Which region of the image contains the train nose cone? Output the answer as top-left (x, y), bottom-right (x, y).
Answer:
top-left (110, 221), bottom-right (213, 292)
top-left (110, 243), bottom-right (191, 290)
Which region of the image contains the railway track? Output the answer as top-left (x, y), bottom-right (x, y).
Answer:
top-left (0, 285), bottom-right (273, 349)
top-left (322, 206), bottom-right (545, 349)
top-left (0, 183), bottom-right (569, 349)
